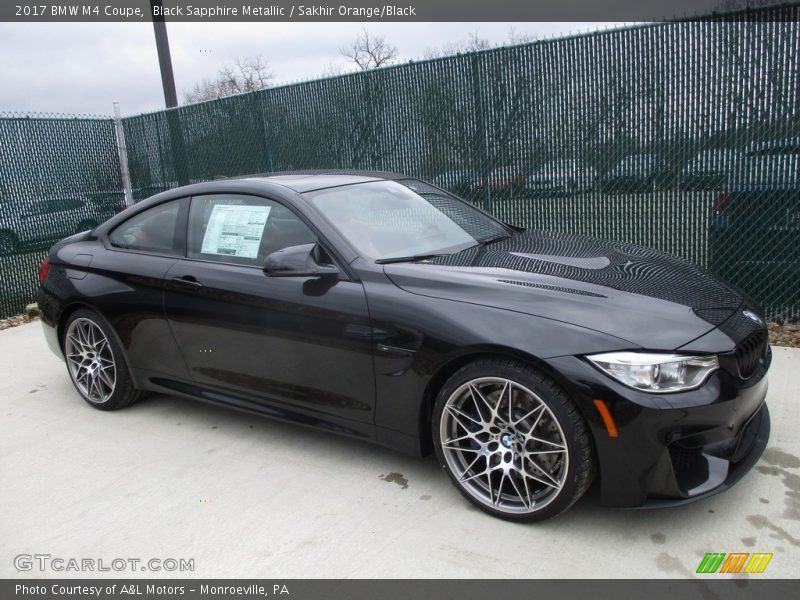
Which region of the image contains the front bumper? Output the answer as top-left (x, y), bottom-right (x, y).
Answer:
top-left (546, 352), bottom-right (770, 508)
top-left (638, 402), bottom-right (769, 508)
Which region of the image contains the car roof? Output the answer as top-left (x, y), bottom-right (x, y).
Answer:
top-left (103, 170), bottom-right (418, 227)
top-left (233, 170), bottom-right (412, 193)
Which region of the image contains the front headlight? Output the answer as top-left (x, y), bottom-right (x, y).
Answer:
top-left (586, 352), bottom-right (719, 393)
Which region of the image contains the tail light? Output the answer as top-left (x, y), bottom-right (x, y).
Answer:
top-left (713, 192), bottom-right (731, 214)
top-left (38, 257), bottom-right (50, 283)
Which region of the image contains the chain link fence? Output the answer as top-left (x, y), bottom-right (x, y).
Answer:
top-left (0, 112), bottom-right (125, 317)
top-left (1, 4), bottom-right (798, 331)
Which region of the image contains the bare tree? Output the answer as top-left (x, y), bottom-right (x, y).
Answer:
top-left (506, 27), bottom-right (537, 45)
top-left (184, 56), bottom-right (273, 103)
top-left (340, 28), bottom-right (398, 70)
top-left (424, 29), bottom-right (507, 59)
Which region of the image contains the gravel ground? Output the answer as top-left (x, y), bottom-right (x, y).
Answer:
top-left (2, 309), bottom-right (799, 348)
top-left (0, 313), bottom-right (39, 332)
top-left (768, 322), bottom-right (800, 348)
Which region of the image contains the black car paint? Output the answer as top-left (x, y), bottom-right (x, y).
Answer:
top-left (38, 173), bottom-right (771, 509)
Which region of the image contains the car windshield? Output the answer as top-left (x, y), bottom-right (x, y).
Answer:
top-left (305, 179), bottom-right (510, 261)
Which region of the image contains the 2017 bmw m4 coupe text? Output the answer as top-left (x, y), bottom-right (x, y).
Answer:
top-left (38, 172), bottom-right (771, 521)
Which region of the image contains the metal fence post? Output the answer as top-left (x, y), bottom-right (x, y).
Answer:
top-left (113, 101), bottom-right (134, 207)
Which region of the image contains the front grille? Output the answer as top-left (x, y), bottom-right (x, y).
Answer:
top-left (735, 330), bottom-right (768, 378)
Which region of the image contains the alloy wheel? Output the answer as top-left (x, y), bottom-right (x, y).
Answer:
top-left (439, 377), bottom-right (569, 514)
top-left (64, 317), bottom-right (117, 403)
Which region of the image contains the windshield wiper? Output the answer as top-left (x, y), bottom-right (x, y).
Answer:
top-left (477, 234), bottom-right (511, 246)
top-left (375, 254), bottom-right (443, 264)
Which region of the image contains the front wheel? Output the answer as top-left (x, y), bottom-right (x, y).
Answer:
top-left (62, 309), bottom-right (144, 410)
top-left (433, 359), bottom-right (595, 521)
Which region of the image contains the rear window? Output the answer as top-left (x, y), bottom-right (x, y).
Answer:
top-left (109, 200), bottom-right (181, 254)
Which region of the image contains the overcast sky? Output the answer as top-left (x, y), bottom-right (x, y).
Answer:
top-left (0, 21), bottom-right (624, 117)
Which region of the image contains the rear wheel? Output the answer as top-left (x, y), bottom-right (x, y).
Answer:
top-left (433, 359), bottom-right (595, 521)
top-left (62, 309), bottom-right (143, 410)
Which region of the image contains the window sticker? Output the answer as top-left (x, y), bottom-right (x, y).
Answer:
top-left (200, 204), bottom-right (271, 259)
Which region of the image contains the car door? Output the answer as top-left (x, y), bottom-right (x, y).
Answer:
top-left (162, 192), bottom-right (376, 424)
top-left (94, 197), bottom-right (189, 379)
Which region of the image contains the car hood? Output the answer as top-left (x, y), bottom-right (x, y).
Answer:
top-left (383, 231), bottom-right (744, 350)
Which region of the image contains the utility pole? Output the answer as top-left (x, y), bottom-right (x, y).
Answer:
top-left (150, 0), bottom-right (178, 108)
top-left (149, 0), bottom-right (188, 185)
top-left (113, 101), bottom-right (134, 207)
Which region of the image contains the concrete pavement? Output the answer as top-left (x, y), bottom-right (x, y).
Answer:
top-left (1, 321), bottom-right (798, 578)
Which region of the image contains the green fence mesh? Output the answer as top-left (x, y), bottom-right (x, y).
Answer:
top-left (1, 4), bottom-right (798, 325)
top-left (0, 113), bottom-right (124, 317)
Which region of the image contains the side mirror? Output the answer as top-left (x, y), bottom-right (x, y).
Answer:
top-left (263, 243), bottom-right (340, 278)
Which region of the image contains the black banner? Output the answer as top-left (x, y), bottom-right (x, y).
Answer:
top-left (0, 0), bottom-right (784, 23)
top-left (3, 580), bottom-right (799, 600)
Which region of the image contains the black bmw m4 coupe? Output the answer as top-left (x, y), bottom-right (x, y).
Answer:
top-left (38, 172), bottom-right (771, 521)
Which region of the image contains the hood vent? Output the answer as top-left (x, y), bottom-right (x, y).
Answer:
top-left (510, 252), bottom-right (611, 270)
top-left (498, 279), bottom-right (606, 298)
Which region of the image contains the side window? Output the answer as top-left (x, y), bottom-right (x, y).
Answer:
top-left (187, 194), bottom-right (317, 266)
top-left (109, 200), bottom-right (181, 254)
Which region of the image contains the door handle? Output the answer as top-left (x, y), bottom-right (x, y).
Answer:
top-left (170, 275), bottom-right (203, 289)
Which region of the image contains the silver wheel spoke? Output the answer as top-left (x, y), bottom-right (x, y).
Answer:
top-left (444, 433), bottom-right (475, 446)
top-left (493, 471), bottom-right (507, 507)
top-left (97, 367), bottom-right (114, 389)
top-left (504, 382), bottom-right (513, 423)
top-left (460, 466), bottom-right (491, 484)
top-left (522, 469), bottom-right (560, 490)
top-left (469, 383), bottom-right (495, 420)
top-left (528, 435), bottom-right (566, 450)
top-left (459, 454), bottom-right (484, 481)
top-left (525, 456), bottom-right (561, 488)
top-left (521, 473), bottom-right (534, 509)
top-left (507, 472), bottom-right (528, 508)
top-left (486, 472), bottom-right (496, 505)
top-left (446, 404), bottom-right (483, 429)
top-left (513, 404), bottom-right (545, 426)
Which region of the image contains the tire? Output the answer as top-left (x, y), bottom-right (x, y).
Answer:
top-left (433, 358), bottom-right (595, 522)
top-left (0, 231), bottom-right (18, 256)
top-left (61, 308), bottom-right (144, 411)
